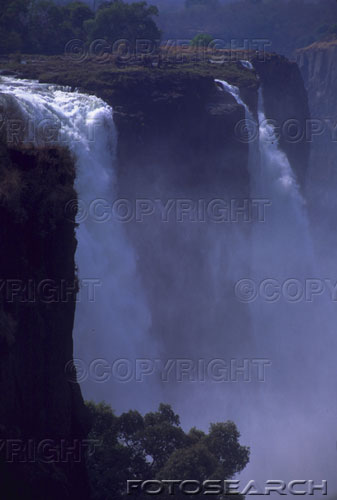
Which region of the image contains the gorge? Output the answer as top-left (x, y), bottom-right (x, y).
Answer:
top-left (0, 49), bottom-right (336, 498)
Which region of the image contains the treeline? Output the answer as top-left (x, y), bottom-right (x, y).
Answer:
top-left (1, 0), bottom-right (337, 57)
top-left (157, 0), bottom-right (337, 55)
top-left (0, 0), bottom-right (161, 55)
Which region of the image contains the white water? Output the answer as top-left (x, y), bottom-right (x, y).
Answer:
top-left (215, 78), bottom-right (247, 107)
top-left (240, 60), bottom-right (254, 70)
top-left (216, 78), bottom-right (337, 494)
top-left (0, 77), bottom-right (153, 410)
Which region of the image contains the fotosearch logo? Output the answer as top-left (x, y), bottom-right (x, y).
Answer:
top-left (64, 198), bottom-right (272, 224)
top-left (65, 357), bottom-right (271, 384)
top-left (235, 278), bottom-right (337, 303)
top-left (127, 479), bottom-right (328, 496)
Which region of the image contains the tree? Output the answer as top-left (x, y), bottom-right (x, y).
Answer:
top-left (85, 402), bottom-right (144, 500)
top-left (0, 0), bottom-right (161, 56)
top-left (27, 0), bottom-right (66, 54)
top-left (85, 0), bottom-right (161, 50)
top-left (26, 0), bottom-right (93, 54)
top-left (190, 33), bottom-right (214, 47)
top-left (85, 401), bottom-right (250, 500)
top-left (62, 2), bottom-right (94, 40)
top-left (329, 23), bottom-right (337, 36)
top-left (205, 422), bottom-right (250, 478)
top-left (0, 0), bottom-right (30, 53)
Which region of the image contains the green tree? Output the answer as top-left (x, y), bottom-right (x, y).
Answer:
top-left (85, 401), bottom-right (145, 500)
top-left (62, 1), bottom-right (94, 40)
top-left (329, 23), bottom-right (337, 36)
top-left (85, 0), bottom-right (161, 49)
top-left (85, 401), bottom-right (250, 500)
top-left (190, 33), bottom-right (214, 47)
top-left (0, 0), bottom-right (30, 53)
top-left (27, 0), bottom-right (66, 54)
top-left (205, 422), bottom-right (250, 478)
top-left (26, 0), bottom-right (93, 54)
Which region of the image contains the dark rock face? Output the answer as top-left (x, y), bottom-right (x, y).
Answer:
top-left (114, 72), bottom-right (254, 369)
top-left (112, 56), bottom-right (311, 380)
top-left (296, 41), bottom-right (337, 260)
top-left (114, 73), bottom-right (250, 195)
top-left (296, 41), bottom-right (337, 193)
top-left (0, 141), bottom-right (91, 500)
top-left (253, 54), bottom-right (311, 189)
top-left (297, 41), bottom-right (337, 119)
top-left (107, 57), bottom-right (309, 193)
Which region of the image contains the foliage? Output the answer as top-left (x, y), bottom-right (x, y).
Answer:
top-left (85, 401), bottom-right (250, 500)
top-left (2, 0), bottom-right (337, 56)
top-left (0, 0), bottom-right (160, 55)
top-left (0, 0), bottom-right (30, 53)
top-left (329, 23), bottom-right (337, 36)
top-left (85, 0), bottom-right (161, 48)
top-left (190, 33), bottom-right (214, 47)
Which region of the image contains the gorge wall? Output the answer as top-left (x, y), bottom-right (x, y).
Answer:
top-left (296, 40), bottom-right (337, 263)
top-left (254, 53), bottom-right (310, 189)
top-left (0, 128), bottom-right (91, 498)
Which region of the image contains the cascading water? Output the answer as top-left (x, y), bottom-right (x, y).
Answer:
top-left (240, 60), bottom-right (254, 70)
top-left (0, 77), bottom-right (153, 411)
top-left (216, 78), bottom-right (337, 493)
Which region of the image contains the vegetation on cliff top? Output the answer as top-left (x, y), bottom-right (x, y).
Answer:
top-left (157, 0), bottom-right (337, 56)
top-left (3, 0), bottom-right (337, 60)
top-left (0, 51), bottom-right (258, 111)
top-left (296, 38), bottom-right (337, 53)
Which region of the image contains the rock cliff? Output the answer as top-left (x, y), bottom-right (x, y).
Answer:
top-left (296, 41), bottom-right (337, 253)
top-left (254, 53), bottom-right (311, 189)
top-left (0, 132), bottom-right (91, 499)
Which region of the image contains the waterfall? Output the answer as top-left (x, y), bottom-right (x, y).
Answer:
top-left (0, 77), bottom-right (153, 410)
top-left (240, 60), bottom-right (254, 70)
top-left (1, 75), bottom-right (337, 493)
top-left (216, 77), bottom-right (337, 493)
top-left (215, 79), bottom-right (246, 107)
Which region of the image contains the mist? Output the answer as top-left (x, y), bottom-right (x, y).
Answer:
top-left (70, 72), bottom-right (337, 493)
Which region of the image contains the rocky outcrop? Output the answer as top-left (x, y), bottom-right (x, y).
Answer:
top-left (0, 56), bottom-right (260, 194)
top-left (253, 53), bottom-right (311, 189)
top-left (113, 73), bottom-right (252, 197)
top-left (0, 54), bottom-right (310, 190)
top-left (0, 137), bottom-right (91, 499)
top-left (296, 40), bottom-right (337, 118)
